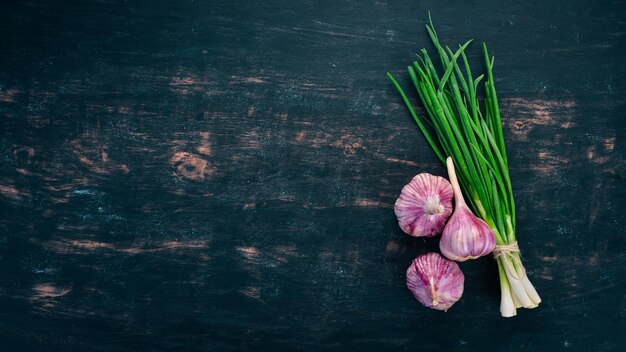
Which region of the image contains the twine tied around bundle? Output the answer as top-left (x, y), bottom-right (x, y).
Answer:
top-left (493, 242), bottom-right (527, 280)
top-left (492, 242), bottom-right (520, 258)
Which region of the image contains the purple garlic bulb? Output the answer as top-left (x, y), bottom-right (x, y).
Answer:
top-left (406, 252), bottom-right (464, 311)
top-left (440, 157), bottom-right (496, 261)
top-left (394, 173), bottom-right (453, 237)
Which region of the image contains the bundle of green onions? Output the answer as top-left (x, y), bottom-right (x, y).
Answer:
top-left (387, 17), bottom-right (541, 317)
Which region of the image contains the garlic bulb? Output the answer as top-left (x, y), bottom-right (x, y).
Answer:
top-left (440, 157), bottom-right (496, 261)
top-left (406, 252), bottom-right (464, 311)
top-left (394, 173), bottom-right (453, 237)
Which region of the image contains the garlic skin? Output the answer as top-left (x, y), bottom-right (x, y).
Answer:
top-left (406, 252), bottom-right (464, 311)
top-left (394, 173), bottom-right (453, 237)
top-left (440, 157), bottom-right (496, 261)
top-left (440, 206), bottom-right (496, 261)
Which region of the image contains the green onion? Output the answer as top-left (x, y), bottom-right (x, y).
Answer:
top-left (387, 15), bottom-right (541, 317)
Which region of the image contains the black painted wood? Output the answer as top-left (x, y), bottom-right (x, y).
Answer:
top-left (1, 1), bottom-right (625, 351)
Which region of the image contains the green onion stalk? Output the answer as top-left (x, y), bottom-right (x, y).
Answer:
top-left (387, 17), bottom-right (541, 317)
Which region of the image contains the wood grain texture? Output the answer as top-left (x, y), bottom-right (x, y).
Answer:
top-left (0, 0), bottom-right (625, 351)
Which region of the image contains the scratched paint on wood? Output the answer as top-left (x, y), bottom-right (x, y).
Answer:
top-left (0, 0), bottom-right (625, 351)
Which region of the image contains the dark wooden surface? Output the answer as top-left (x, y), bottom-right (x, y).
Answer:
top-left (1, 1), bottom-right (625, 351)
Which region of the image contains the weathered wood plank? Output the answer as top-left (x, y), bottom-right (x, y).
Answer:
top-left (0, 0), bottom-right (625, 350)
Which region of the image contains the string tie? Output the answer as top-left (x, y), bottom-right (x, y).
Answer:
top-left (493, 242), bottom-right (526, 279)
